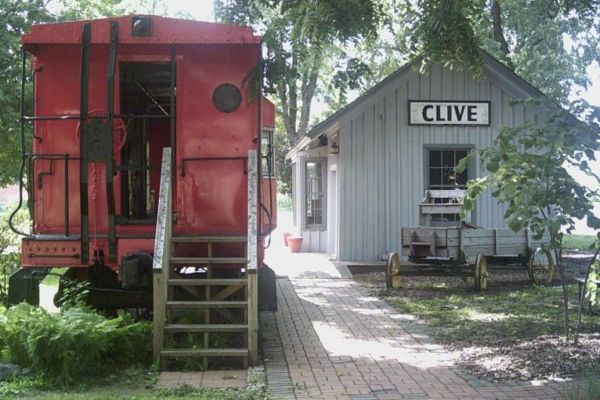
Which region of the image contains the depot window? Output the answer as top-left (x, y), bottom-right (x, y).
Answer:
top-left (428, 148), bottom-right (469, 189)
top-left (426, 147), bottom-right (472, 224)
top-left (304, 159), bottom-right (326, 229)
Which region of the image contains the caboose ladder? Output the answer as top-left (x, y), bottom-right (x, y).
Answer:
top-left (152, 149), bottom-right (259, 371)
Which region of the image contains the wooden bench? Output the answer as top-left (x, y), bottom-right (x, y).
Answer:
top-left (419, 189), bottom-right (467, 226)
top-left (574, 277), bottom-right (600, 314)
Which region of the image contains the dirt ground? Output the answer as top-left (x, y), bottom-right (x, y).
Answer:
top-left (352, 250), bottom-right (600, 382)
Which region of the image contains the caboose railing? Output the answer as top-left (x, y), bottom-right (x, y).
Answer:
top-left (152, 147), bottom-right (172, 361)
top-left (246, 149), bottom-right (259, 365)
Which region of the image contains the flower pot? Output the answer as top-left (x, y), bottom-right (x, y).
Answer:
top-left (287, 236), bottom-right (303, 253)
top-left (283, 232), bottom-right (292, 246)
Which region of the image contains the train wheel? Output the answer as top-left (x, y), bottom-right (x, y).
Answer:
top-left (528, 247), bottom-right (555, 285)
top-left (385, 253), bottom-right (402, 289)
top-left (474, 255), bottom-right (488, 291)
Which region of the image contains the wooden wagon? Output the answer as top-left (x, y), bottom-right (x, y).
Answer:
top-left (385, 226), bottom-right (555, 291)
top-left (384, 189), bottom-right (554, 290)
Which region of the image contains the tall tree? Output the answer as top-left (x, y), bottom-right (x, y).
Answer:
top-left (374, 0), bottom-right (600, 104)
top-left (214, 0), bottom-right (384, 143)
top-left (0, 0), bottom-right (56, 187)
top-left (0, 0), bottom-right (165, 186)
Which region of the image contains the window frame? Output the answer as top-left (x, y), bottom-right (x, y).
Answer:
top-left (424, 145), bottom-right (475, 226)
top-left (303, 158), bottom-right (327, 230)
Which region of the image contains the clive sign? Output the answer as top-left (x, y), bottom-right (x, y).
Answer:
top-left (409, 101), bottom-right (490, 126)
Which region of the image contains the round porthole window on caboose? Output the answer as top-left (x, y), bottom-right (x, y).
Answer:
top-left (212, 83), bottom-right (242, 113)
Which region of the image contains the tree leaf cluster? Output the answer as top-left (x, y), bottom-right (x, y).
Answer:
top-left (461, 99), bottom-right (600, 245)
top-left (0, 0), bottom-right (165, 186)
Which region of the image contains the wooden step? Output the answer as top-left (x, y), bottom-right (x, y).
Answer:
top-left (171, 236), bottom-right (247, 243)
top-left (170, 257), bottom-right (247, 264)
top-left (161, 348), bottom-right (249, 357)
top-left (168, 278), bottom-right (247, 286)
top-left (166, 300), bottom-right (248, 308)
top-left (164, 324), bottom-right (248, 333)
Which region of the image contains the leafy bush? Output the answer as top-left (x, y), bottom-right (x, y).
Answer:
top-left (0, 207), bottom-right (28, 306)
top-left (0, 304), bottom-right (152, 384)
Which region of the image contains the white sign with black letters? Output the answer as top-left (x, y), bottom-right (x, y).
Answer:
top-left (409, 101), bottom-right (490, 126)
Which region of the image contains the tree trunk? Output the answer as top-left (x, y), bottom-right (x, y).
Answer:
top-left (297, 69), bottom-right (319, 138)
top-left (553, 245), bottom-right (570, 340)
top-left (574, 247), bottom-right (600, 344)
top-left (491, 0), bottom-right (514, 70)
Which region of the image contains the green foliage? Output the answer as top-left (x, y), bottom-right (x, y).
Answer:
top-left (369, 0), bottom-right (600, 106)
top-left (405, 0), bottom-right (486, 77)
top-left (459, 98), bottom-right (600, 338)
top-left (0, 208), bottom-right (29, 306)
top-left (0, 0), bottom-right (54, 186)
top-left (475, 0), bottom-right (600, 104)
top-left (56, 0), bottom-right (127, 20)
top-left (0, 0), bottom-right (165, 186)
top-left (274, 126), bottom-right (292, 195)
top-left (55, 280), bottom-right (91, 309)
top-left (215, 0), bottom-right (384, 142)
top-left (0, 304), bottom-right (152, 385)
top-left (460, 99), bottom-right (600, 249)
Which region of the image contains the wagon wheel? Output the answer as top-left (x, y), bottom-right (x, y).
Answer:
top-left (474, 254), bottom-right (488, 291)
top-left (528, 247), bottom-right (555, 285)
top-left (385, 252), bottom-right (402, 289)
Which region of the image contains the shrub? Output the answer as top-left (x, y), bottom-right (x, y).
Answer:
top-left (0, 304), bottom-right (152, 384)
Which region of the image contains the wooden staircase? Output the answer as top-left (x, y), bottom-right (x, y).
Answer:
top-left (152, 148), bottom-right (259, 370)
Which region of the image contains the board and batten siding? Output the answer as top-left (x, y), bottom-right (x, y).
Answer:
top-left (338, 62), bottom-right (537, 262)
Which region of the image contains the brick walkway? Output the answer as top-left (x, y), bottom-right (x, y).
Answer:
top-left (260, 276), bottom-right (568, 400)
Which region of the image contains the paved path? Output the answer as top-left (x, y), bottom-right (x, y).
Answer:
top-left (260, 274), bottom-right (568, 400)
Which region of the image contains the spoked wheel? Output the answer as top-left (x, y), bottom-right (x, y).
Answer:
top-left (528, 247), bottom-right (555, 285)
top-left (474, 254), bottom-right (488, 291)
top-left (385, 252), bottom-right (402, 289)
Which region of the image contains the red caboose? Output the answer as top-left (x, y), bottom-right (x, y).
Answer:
top-left (9, 15), bottom-right (276, 368)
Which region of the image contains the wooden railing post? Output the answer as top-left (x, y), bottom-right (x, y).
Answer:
top-left (247, 149), bottom-right (259, 366)
top-left (153, 148), bottom-right (172, 364)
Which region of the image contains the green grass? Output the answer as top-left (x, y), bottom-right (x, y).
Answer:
top-left (0, 367), bottom-right (270, 399)
top-left (382, 284), bottom-right (600, 345)
top-left (563, 234), bottom-right (598, 250)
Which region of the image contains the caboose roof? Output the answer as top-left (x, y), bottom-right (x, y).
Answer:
top-left (21, 15), bottom-right (261, 47)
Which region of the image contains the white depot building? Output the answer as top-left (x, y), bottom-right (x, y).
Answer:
top-left (286, 52), bottom-right (558, 262)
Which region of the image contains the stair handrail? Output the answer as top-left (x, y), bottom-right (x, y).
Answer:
top-left (152, 147), bottom-right (172, 361)
top-left (246, 149), bottom-right (258, 365)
